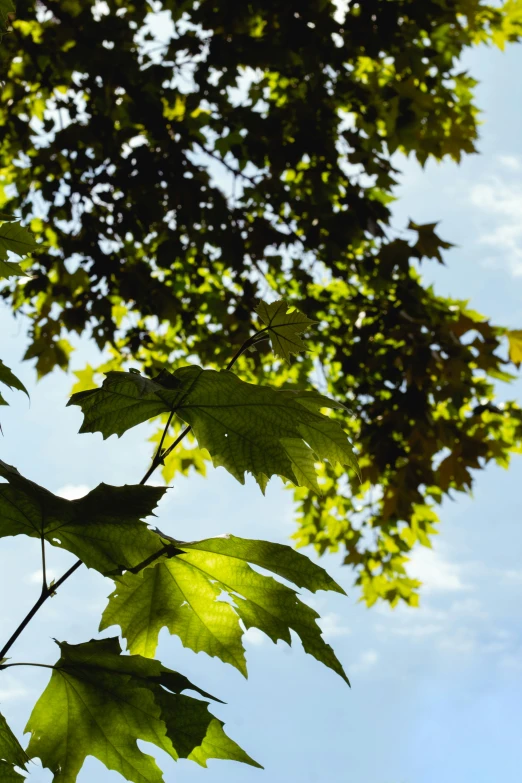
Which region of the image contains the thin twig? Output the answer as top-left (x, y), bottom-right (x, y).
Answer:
top-left (0, 560), bottom-right (83, 661)
top-left (40, 536), bottom-right (47, 595)
top-left (0, 662), bottom-right (55, 671)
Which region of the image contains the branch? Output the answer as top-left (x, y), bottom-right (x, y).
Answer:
top-left (40, 536), bottom-right (47, 595)
top-left (0, 559), bottom-right (82, 661)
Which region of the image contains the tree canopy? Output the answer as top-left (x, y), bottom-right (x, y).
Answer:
top-left (2, 0), bottom-right (522, 606)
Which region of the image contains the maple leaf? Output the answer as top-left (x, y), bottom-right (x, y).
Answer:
top-left (0, 461), bottom-right (167, 575)
top-left (507, 329), bottom-right (522, 367)
top-left (0, 359), bottom-right (29, 430)
top-left (0, 710), bottom-right (28, 782)
top-left (0, 360), bottom-right (28, 401)
top-left (69, 367), bottom-right (359, 492)
top-left (100, 533), bottom-right (349, 684)
top-left (25, 637), bottom-right (260, 783)
top-left (0, 0), bottom-right (14, 39)
top-left (255, 299), bottom-right (317, 361)
top-left (0, 221), bottom-right (37, 278)
top-left (68, 371), bottom-right (182, 437)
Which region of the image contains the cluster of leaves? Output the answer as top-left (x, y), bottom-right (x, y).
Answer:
top-left (0, 245), bottom-right (358, 781)
top-left (0, 215), bottom-right (35, 425)
top-left (0, 0), bottom-right (14, 38)
top-left (2, 0), bottom-right (522, 609)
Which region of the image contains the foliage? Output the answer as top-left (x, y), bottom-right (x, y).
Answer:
top-left (100, 533), bottom-right (348, 681)
top-left (0, 225), bottom-right (357, 781)
top-left (507, 330), bottom-right (522, 367)
top-left (25, 638), bottom-right (261, 782)
top-left (0, 219), bottom-right (37, 278)
top-left (0, 358), bottom-right (27, 406)
top-left (0, 0), bottom-right (14, 39)
top-left (0, 710), bottom-right (29, 782)
top-left (0, 461), bottom-right (167, 574)
top-left (68, 364), bottom-right (359, 490)
top-left (1, 0), bottom-right (522, 607)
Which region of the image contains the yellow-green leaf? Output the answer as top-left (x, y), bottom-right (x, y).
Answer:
top-left (255, 299), bottom-right (317, 361)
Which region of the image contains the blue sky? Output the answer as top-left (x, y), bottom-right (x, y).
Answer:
top-left (1, 33), bottom-right (522, 783)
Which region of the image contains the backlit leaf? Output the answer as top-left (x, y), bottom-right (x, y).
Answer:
top-left (507, 329), bottom-right (522, 367)
top-left (0, 762), bottom-right (25, 782)
top-left (255, 299), bottom-right (317, 361)
top-left (0, 0), bottom-right (14, 38)
top-left (0, 710), bottom-right (28, 781)
top-left (0, 359), bottom-right (29, 400)
top-left (25, 637), bottom-right (259, 783)
top-left (68, 371), bottom-right (181, 438)
top-left (101, 533), bottom-right (349, 684)
top-left (0, 222), bottom-right (37, 277)
top-left (0, 461), bottom-right (166, 575)
top-left (69, 367), bottom-right (359, 492)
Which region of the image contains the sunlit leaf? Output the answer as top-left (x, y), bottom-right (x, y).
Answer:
top-left (25, 638), bottom-right (260, 783)
top-left (0, 461), bottom-right (166, 575)
top-left (507, 329), bottom-right (522, 367)
top-left (0, 222), bottom-right (37, 277)
top-left (101, 533), bottom-right (349, 684)
top-left (0, 359), bottom-right (29, 400)
top-left (69, 367), bottom-right (359, 491)
top-left (0, 0), bottom-right (14, 38)
top-left (255, 299), bottom-right (317, 361)
top-left (0, 710), bottom-right (28, 781)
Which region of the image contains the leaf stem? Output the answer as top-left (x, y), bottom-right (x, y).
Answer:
top-left (225, 329), bottom-right (268, 371)
top-left (141, 329), bottom-right (268, 480)
top-left (139, 409), bottom-right (179, 486)
top-left (40, 536), bottom-right (47, 595)
top-left (0, 662), bottom-right (55, 671)
top-left (155, 425), bottom-right (191, 465)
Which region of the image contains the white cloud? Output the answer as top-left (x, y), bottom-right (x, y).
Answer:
top-left (318, 613), bottom-right (351, 639)
top-left (497, 154), bottom-right (521, 171)
top-left (449, 598), bottom-right (487, 618)
top-left (499, 651), bottom-right (522, 671)
top-left (503, 569), bottom-right (522, 585)
top-left (439, 628), bottom-right (476, 654)
top-left (0, 675), bottom-right (30, 701)
top-left (407, 546), bottom-right (468, 593)
top-left (389, 623), bottom-right (444, 638)
top-left (55, 484), bottom-right (91, 500)
top-left (27, 568), bottom-right (57, 585)
top-left (243, 627), bottom-right (266, 646)
top-left (470, 178), bottom-right (522, 276)
top-left (351, 649), bottom-right (378, 674)
top-left (481, 640), bottom-right (509, 654)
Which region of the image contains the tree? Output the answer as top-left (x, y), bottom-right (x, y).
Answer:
top-left (1, 0), bottom-right (522, 607)
top-left (0, 218), bottom-right (358, 782)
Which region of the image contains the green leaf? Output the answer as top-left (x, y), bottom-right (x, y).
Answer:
top-left (0, 461), bottom-right (166, 575)
top-left (0, 222), bottom-right (37, 278)
top-left (0, 762), bottom-right (25, 782)
top-left (507, 329), bottom-right (522, 367)
top-left (0, 0), bottom-right (14, 38)
top-left (0, 710), bottom-right (28, 781)
top-left (100, 533), bottom-right (349, 684)
top-left (68, 371), bottom-right (182, 438)
top-left (0, 359), bottom-right (29, 400)
top-left (255, 299), bottom-right (317, 361)
top-left (69, 367), bottom-right (359, 492)
top-left (25, 637), bottom-right (260, 783)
